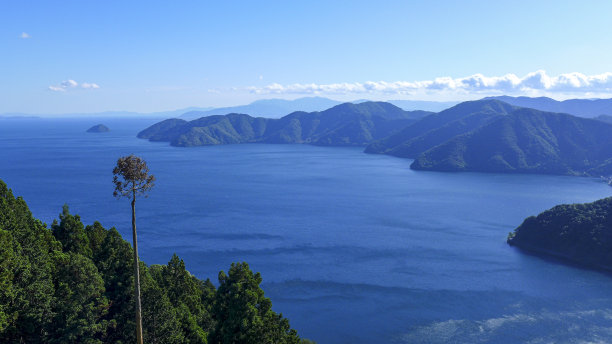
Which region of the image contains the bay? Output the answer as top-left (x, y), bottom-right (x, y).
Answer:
top-left (1, 117), bottom-right (612, 343)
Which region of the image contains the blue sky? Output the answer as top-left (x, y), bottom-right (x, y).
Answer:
top-left (2, 0), bottom-right (612, 113)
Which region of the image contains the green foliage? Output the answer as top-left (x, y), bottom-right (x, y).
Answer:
top-left (138, 102), bottom-right (428, 147)
top-left (137, 118), bottom-right (188, 140)
top-left (140, 265), bottom-right (184, 344)
top-left (300, 339), bottom-right (317, 344)
top-left (209, 262), bottom-right (300, 344)
top-left (151, 254), bottom-right (213, 343)
top-left (0, 179), bottom-right (304, 343)
top-left (508, 197), bottom-right (612, 269)
top-left (88, 225), bottom-right (136, 344)
top-left (0, 180), bottom-right (58, 343)
top-left (48, 251), bottom-right (108, 343)
top-left (0, 229), bottom-right (17, 333)
top-left (52, 204), bottom-right (92, 257)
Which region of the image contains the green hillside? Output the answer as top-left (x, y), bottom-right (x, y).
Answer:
top-left (411, 108), bottom-right (612, 176)
top-left (138, 102), bottom-right (430, 147)
top-left (365, 99), bottom-right (517, 158)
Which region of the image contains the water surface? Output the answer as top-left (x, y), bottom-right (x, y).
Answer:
top-left (1, 117), bottom-right (611, 343)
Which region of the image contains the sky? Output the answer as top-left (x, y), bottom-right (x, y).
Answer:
top-left (2, 0), bottom-right (612, 113)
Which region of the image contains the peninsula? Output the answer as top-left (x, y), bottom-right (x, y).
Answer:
top-left (508, 197), bottom-right (612, 270)
top-left (137, 102), bottom-right (430, 147)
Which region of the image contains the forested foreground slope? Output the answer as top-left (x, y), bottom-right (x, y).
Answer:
top-left (0, 179), bottom-right (309, 344)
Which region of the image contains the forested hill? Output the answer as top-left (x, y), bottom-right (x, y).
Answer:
top-left (411, 108), bottom-right (612, 176)
top-left (0, 179), bottom-right (308, 344)
top-left (365, 99), bottom-right (612, 176)
top-left (508, 197), bottom-right (612, 270)
top-left (137, 102), bottom-right (431, 147)
top-left (364, 99), bottom-right (518, 158)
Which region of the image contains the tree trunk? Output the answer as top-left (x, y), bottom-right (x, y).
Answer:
top-left (132, 190), bottom-right (144, 344)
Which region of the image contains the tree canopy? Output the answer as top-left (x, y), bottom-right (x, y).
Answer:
top-left (112, 155), bottom-right (155, 199)
top-left (0, 179), bottom-right (310, 343)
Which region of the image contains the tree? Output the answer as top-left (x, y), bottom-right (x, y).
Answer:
top-left (112, 155), bottom-right (155, 344)
top-left (48, 251), bottom-right (108, 344)
top-left (87, 225), bottom-right (137, 343)
top-left (52, 204), bottom-right (92, 258)
top-left (0, 229), bottom-right (17, 334)
top-left (151, 254), bottom-right (213, 343)
top-left (0, 180), bottom-right (59, 343)
top-left (140, 265), bottom-right (184, 344)
top-left (209, 262), bottom-right (300, 344)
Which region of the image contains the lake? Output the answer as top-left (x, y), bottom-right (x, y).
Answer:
top-left (1, 117), bottom-right (612, 343)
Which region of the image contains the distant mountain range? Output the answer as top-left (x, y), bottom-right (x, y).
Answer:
top-left (180, 97), bottom-right (343, 119)
top-left (485, 96), bottom-right (612, 118)
top-left (140, 98), bottom-right (612, 176)
top-left (0, 97), bottom-right (359, 119)
top-left (7, 95), bottom-right (612, 120)
top-left (138, 102), bottom-right (431, 147)
top-left (0, 97), bottom-right (457, 119)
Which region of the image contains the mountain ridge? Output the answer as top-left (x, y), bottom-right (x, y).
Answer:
top-left (485, 96), bottom-right (612, 118)
top-left (411, 107), bottom-right (612, 176)
top-left (139, 98), bottom-right (612, 177)
top-left (138, 101), bottom-right (431, 147)
top-left (365, 99), bottom-right (518, 158)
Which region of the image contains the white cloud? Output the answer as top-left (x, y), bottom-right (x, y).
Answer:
top-left (244, 71), bottom-right (612, 98)
top-left (48, 80), bottom-right (100, 92)
top-left (20, 32), bottom-right (30, 39)
top-left (80, 82), bottom-right (100, 89)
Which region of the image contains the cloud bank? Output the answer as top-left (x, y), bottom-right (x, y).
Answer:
top-left (49, 80), bottom-right (100, 92)
top-left (246, 71), bottom-right (612, 98)
top-left (20, 32), bottom-right (30, 39)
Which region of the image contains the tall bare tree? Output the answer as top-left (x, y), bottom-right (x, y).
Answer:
top-left (113, 155), bottom-right (155, 344)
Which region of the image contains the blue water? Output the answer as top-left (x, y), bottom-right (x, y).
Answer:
top-left (2, 117), bottom-right (612, 344)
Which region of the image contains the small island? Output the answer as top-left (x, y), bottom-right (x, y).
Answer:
top-left (508, 196), bottom-right (612, 270)
top-left (86, 124), bottom-right (110, 133)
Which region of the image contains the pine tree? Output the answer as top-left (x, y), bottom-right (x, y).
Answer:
top-left (113, 155), bottom-right (155, 344)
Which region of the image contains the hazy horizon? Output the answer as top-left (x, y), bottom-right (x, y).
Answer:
top-left (4, 94), bottom-right (612, 118)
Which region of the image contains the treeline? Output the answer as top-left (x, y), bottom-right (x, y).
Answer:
top-left (0, 179), bottom-right (310, 344)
